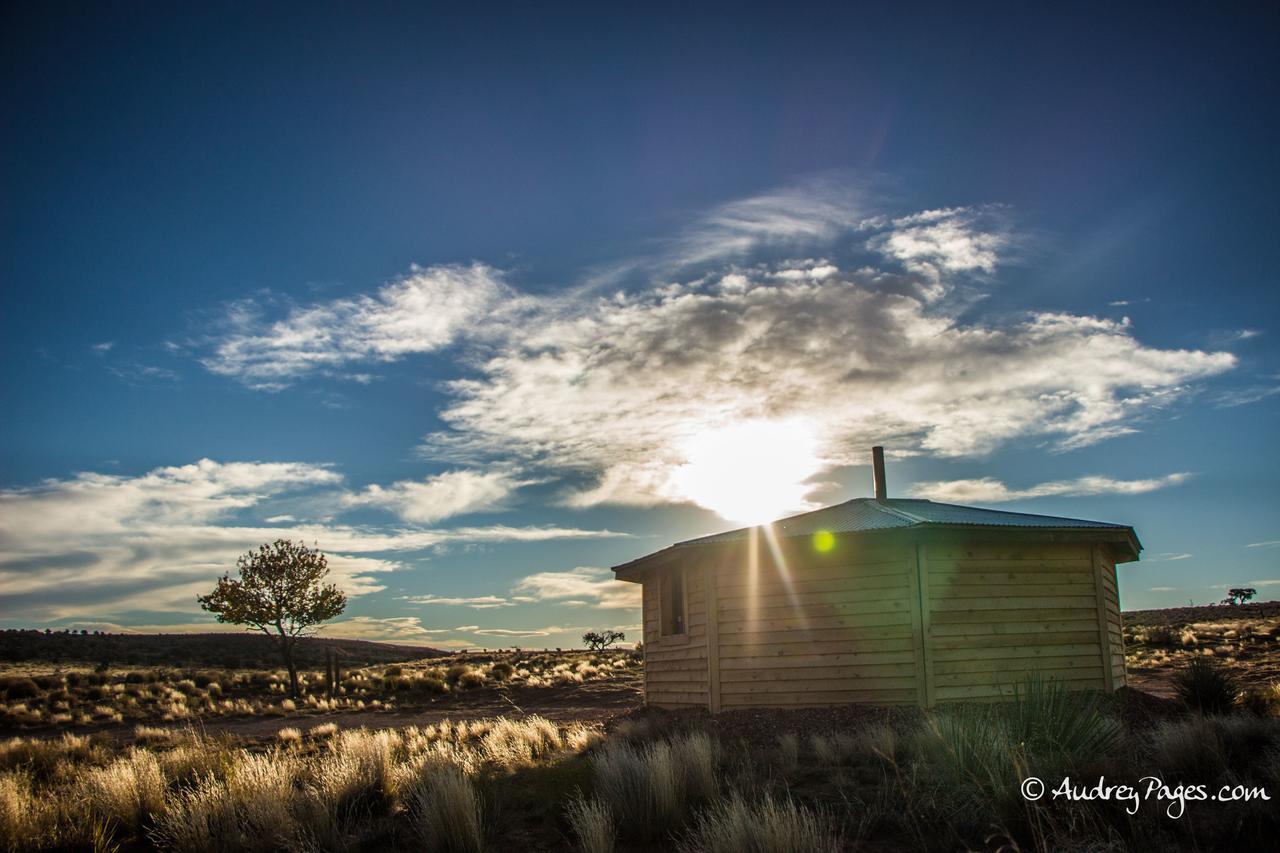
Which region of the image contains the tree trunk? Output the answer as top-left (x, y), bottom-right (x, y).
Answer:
top-left (279, 634), bottom-right (300, 698)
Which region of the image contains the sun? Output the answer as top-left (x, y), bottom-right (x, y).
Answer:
top-left (669, 418), bottom-right (822, 524)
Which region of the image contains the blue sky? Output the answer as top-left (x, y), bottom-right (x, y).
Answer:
top-left (2, 3), bottom-right (1278, 647)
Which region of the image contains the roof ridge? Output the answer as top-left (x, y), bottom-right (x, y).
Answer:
top-left (870, 500), bottom-right (927, 524)
top-left (913, 498), bottom-right (1122, 527)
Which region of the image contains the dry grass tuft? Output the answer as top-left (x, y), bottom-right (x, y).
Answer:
top-left (565, 795), bottom-right (615, 853)
top-left (680, 793), bottom-right (840, 853)
top-left (406, 766), bottom-right (484, 853)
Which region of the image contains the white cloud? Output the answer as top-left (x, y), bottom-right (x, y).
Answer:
top-left (430, 273), bottom-right (1228, 513)
top-left (1246, 541), bottom-right (1280, 549)
top-left (513, 567), bottom-right (642, 610)
top-left (202, 263), bottom-right (514, 389)
top-left (0, 460), bottom-right (625, 622)
top-left (1145, 553), bottom-right (1193, 562)
top-left (92, 341), bottom-right (115, 353)
top-left (908, 472), bottom-right (1192, 503)
top-left (190, 181), bottom-right (1236, 520)
top-left (343, 469), bottom-right (521, 524)
top-left (869, 207), bottom-right (1009, 288)
top-left (1148, 586), bottom-right (1180, 592)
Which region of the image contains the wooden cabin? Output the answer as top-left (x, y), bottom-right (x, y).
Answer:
top-left (612, 448), bottom-right (1140, 709)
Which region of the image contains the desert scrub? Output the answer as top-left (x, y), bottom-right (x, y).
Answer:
top-left (1174, 656), bottom-right (1240, 713)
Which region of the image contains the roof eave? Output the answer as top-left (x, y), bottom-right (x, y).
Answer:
top-left (612, 522), bottom-right (1141, 579)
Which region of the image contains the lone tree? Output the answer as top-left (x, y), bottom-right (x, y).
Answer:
top-left (1221, 587), bottom-right (1257, 606)
top-left (582, 629), bottom-right (625, 651)
top-left (198, 539), bottom-right (346, 697)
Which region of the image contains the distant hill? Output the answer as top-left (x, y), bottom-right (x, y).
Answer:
top-left (0, 630), bottom-right (443, 669)
top-left (1122, 599), bottom-right (1280, 627)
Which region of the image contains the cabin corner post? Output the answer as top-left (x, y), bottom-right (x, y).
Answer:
top-left (909, 536), bottom-right (935, 708)
top-left (705, 560), bottom-right (722, 713)
top-left (1092, 544), bottom-right (1116, 692)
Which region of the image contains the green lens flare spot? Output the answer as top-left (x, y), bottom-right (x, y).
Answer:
top-left (813, 530), bottom-right (835, 552)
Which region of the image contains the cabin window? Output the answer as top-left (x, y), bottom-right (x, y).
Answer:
top-left (660, 569), bottom-right (686, 636)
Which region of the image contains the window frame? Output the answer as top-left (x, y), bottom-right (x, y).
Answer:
top-left (659, 567), bottom-right (689, 639)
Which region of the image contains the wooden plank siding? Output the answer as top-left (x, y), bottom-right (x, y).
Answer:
top-left (1098, 548), bottom-right (1127, 687)
top-left (710, 544), bottom-right (921, 709)
top-left (922, 540), bottom-right (1111, 702)
top-left (642, 565), bottom-right (710, 708)
top-left (640, 533), bottom-right (1128, 710)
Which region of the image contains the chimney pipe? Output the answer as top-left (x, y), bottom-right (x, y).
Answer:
top-left (872, 446), bottom-right (887, 502)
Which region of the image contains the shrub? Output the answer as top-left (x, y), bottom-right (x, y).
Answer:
top-left (308, 722), bottom-right (339, 739)
top-left (457, 671), bottom-right (485, 689)
top-left (384, 665), bottom-right (404, 677)
top-left (1240, 683), bottom-right (1280, 717)
top-left (1008, 674), bottom-right (1124, 766)
top-left (1145, 625), bottom-right (1177, 647)
top-left (1147, 717), bottom-right (1227, 780)
top-left (406, 767), bottom-right (484, 853)
top-left (680, 793), bottom-right (840, 853)
top-left (489, 662), bottom-right (514, 681)
top-left (446, 664), bottom-right (472, 683)
top-left (565, 795), bottom-right (615, 853)
top-left (134, 725), bottom-right (175, 746)
top-left (1, 679), bottom-right (41, 700)
top-left (1174, 657), bottom-right (1240, 714)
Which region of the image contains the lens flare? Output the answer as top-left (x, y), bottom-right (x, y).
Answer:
top-left (813, 530), bottom-right (835, 552)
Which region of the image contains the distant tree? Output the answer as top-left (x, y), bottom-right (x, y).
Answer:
top-left (582, 629), bottom-right (625, 651)
top-left (198, 540), bottom-right (346, 697)
top-left (1221, 587), bottom-right (1257, 606)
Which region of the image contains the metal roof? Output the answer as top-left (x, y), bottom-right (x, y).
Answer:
top-left (673, 497), bottom-right (1134, 547)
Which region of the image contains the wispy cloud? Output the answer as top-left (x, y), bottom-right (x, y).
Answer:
top-left (909, 472), bottom-right (1191, 503)
top-left (402, 594), bottom-right (516, 609)
top-left (1145, 552), bottom-right (1193, 562)
top-left (513, 567), bottom-right (642, 609)
top-left (1246, 540), bottom-right (1280, 549)
top-left (665, 176), bottom-right (871, 268)
top-left (342, 469), bottom-right (524, 524)
top-left (470, 624), bottom-right (584, 638)
top-left (0, 460), bottom-right (624, 622)
top-left (1214, 384), bottom-right (1280, 408)
top-left (202, 263), bottom-right (514, 390)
